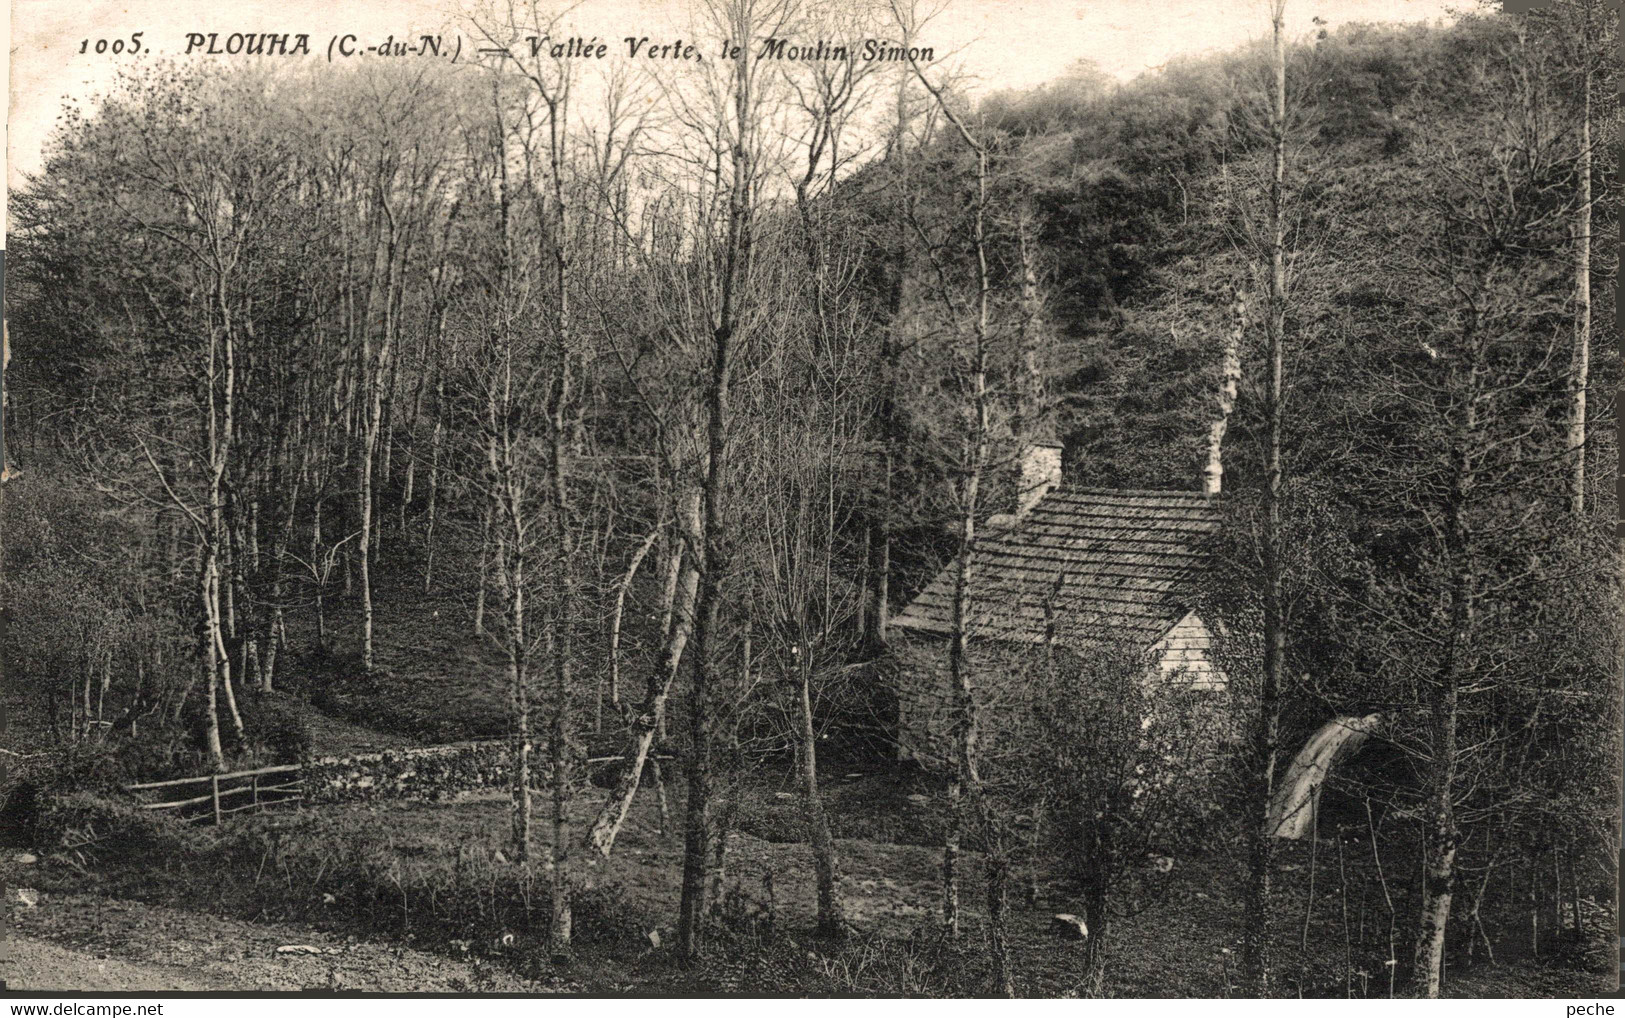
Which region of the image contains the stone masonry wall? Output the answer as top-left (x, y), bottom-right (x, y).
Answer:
top-left (302, 740), bottom-right (547, 805)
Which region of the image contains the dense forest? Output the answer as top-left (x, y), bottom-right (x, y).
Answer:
top-left (3, 0), bottom-right (1619, 998)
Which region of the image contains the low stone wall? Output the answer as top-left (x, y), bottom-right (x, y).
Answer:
top-left (302, 740), bottom-right (544, 805)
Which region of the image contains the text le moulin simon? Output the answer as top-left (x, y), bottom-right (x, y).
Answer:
top-left (76, 32), bottom-right (934, 65)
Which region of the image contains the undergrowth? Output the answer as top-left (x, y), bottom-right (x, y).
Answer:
top-left (17, 787), bottom-right (1615, 997)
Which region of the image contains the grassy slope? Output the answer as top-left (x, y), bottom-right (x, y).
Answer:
top-left (278, 533), bottom-right (545, 746)
top-left (9, 888), bottom-right (578, 993)
top-left (23, 768), bottom-right (1614, 997)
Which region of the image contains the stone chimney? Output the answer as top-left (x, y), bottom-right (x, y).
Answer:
top-left (1017, 441), bottom-right (1064, 515)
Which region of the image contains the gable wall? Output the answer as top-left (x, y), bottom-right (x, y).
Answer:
top-left (1152, 612), bottom-right (1228, 691)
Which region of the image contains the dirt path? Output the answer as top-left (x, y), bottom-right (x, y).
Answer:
top-left (5, 890), bottom-right (579, 993)
top-left (4, 938), bottom-right (215, 992)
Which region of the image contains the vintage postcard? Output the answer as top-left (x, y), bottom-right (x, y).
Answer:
top-left (2, 0), bottom-right (1617, 1001)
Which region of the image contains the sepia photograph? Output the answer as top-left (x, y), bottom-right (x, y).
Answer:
top-left (1, 0), bottom-right (1619, 999)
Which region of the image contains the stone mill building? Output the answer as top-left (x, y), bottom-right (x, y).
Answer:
top-left (889, 443), bottom-right (1229, 765)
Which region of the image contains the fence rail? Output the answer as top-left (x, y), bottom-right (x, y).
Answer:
top-left (128, 764), bottom-right (305, 824)
top-left (125, 762), bottom-right (301, 791)
top-left (123, 749), bottom-right (671, 826)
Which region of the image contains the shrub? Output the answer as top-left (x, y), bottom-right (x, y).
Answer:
top-left (729, 793), bottom-right (807, 844)
top-left (33, 790), bottom-right (209, 859)
top-left (26, 718), bottom-right (215, 795)
top-left (108, 716), bottom-right (211, 782)
top-left (698, 925), bottom-right (989, 996)
top-left (570, 881), bottom-right (645, 948)
top-left (0, 781), bottom-right (45, 845)
top-left (239, 693), bottom-right (313, 762)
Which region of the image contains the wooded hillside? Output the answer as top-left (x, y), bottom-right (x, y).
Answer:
top-left (4, 0), bottom-right (1617, 997)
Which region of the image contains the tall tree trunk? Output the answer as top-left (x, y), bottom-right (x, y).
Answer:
top-left (200, 552), bottom-right (227, 769)
top-left (1412, 403), bottom-right (1474, 998)
top-left (678, 22), bottom-right (753, 960)
top-left (587, 499), bottom-right (699, 859)
top-left (943, 438), bottom-right (978, 943)
top-left (205, 292), bottom-right (246, 751)
top-left (222, 496), bottom-right (239, 642)
top-left (380, 356), bottom-right (398, 509)
top-left (1568, 59), bottom-right (1591, 515)
top-left (248, 495), bottom-right (261, 573)
top-left (209, 555), bottom-right (246, 746)
top-left (400, 308), bottom-right (439, 531)
top-left (799, 657), bottom-right (846, 940)
top-left (228, 497), bottom-right (257, 691)
top-left (548, 433), bottom-right (574, 959)
top-left (167, 514), bottom-right (182, 585)
top-left (261, 477), bottom-right (298, 693)
top-left (263, 605), bottom-right (282, 691)
top-left (679, 348), bottom-right (731, 960)
top-left (312, 497), bottom-right (327, 651)
top-left (1412, 674), bottom-right (1460, 996)
top-left (606, 525), bottom-right (660, 728)
top-left (984, 818), bottom-right (1015, 996)
top-left (545, 132), bottom-right (578, 958)
top-left (358, 433), bottom-right (376, 673)
top-left (1244, 0), bottom-right (1288, 993)
top-left (1080, 860), bottom-right (1111, 997)
top-left (475, 481), bottom-right (494, 636)
top-left (505, 528), bottom-right (532, 866)
top-left (908, 64), bottom-right (995, 959)
top-left (423, 374), bottom-right (446, 594)
top-left (865, 63), bottom-right (914, 654)
top-left (942, 780), bottom-right (961, 936)
top-left (359, 209), bottom-right (400, 674)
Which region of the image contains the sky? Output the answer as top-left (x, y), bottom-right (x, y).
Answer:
top-left (4, 0), bottom-right (1462, 233)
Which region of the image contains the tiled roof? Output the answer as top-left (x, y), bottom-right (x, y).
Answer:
top-left (892, 487), bottom-right (1220, 647)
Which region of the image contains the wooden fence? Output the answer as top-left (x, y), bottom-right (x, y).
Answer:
top-left (123, 749), bottom-right (670, 826)
top-left (125, 763), bottom-right (304, 825)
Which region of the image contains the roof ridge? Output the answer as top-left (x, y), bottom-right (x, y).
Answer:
top-left (1053, 486), bottom-right (1216, 498)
